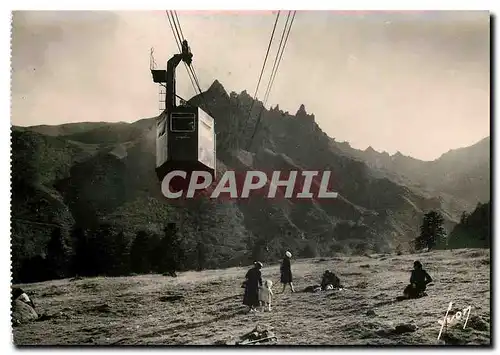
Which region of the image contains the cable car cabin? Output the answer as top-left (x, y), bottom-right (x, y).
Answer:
top-left (151, 39), bottom-right (216, 185)
top-left (156, 105), bottom-right (216, 182)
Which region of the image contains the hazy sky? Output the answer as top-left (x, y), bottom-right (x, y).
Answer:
top-left (11, 10), bottom-right (490, 160)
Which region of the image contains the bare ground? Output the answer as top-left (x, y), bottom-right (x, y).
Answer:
top-left (12, 248), bottom-right (491, 346)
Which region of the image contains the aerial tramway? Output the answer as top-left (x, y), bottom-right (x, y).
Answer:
top-left (151, 10), bottom-right (296, 192)
top-left (151, 38), bottom-right (216, 183)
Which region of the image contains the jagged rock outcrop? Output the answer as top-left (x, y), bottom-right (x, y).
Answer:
top-left (11, 79), bottom-right (486, 281)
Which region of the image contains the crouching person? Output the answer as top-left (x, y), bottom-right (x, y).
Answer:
top-left (321, 270), bottom-right (341, 290)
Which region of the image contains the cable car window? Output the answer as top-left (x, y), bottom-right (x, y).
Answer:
top-left (171, 112), bottom-right (196, 132)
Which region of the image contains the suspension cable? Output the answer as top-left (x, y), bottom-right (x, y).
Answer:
top-left (264, 11), bottom-right (295, 106)
top-left (173, 11), bottom-right (185, 42)
top-left (166, 11), bottom-right (181, 50)
top-left (166, 9), bottom-right (295, 151)
top-left (169, 11), bottom-right (184, 53)
top-left (166, 11), bottom-right (198, 96)
top-left (170, 11), bottom-right (203, 95)
top-left (239, 11), bottom-right (281, 138)
top-left (170, 11), bottom-right (216, 117)
top-left (246, 11), bottom-right (296, 150)
top-left (173, 13), bottom-right (210, 98)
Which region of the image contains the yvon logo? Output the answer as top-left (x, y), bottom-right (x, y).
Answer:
top-left (161, 170), bottom-right (339, 200)
top-left (437, 301), bottom-right (472, 341)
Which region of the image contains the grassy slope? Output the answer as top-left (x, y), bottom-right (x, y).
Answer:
top-left (13, 248), bottom-right (490, 346)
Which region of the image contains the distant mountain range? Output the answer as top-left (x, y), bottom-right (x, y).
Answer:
top-left (10, 80), bottom-right (491, 277)
top-left (332, 135), bottom-right (490, 218)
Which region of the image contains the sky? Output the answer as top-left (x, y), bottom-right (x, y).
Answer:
top-left (10, 10), bottom-right (490, 161)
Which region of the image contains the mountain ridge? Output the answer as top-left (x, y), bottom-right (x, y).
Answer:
top-left (15, 116), bottom-right (488, 166)
top-left (10, 79), bottom-right (490, 282)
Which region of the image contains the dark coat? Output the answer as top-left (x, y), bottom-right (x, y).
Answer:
top-left (243, 267), bottom-right (262, 307)
top-left (410, 269), bottom-right (432, 290)
top-left (404, 268), bottom-right (433, 298)
top-left (280, 257), bottom-right (293, 284)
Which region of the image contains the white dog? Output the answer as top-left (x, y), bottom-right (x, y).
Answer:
top-left (259, 279), bottom-right (274, 312)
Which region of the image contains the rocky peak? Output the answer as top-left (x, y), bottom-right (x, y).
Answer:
top-left (207, 79), bottom-right (228, 98)
top-left (295, 104), bottom-right (315, 121)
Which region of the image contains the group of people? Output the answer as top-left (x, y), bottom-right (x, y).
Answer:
top-left (242, 252), bottom-right (433, 312)
top-left (242, 251), bottom-right (295, 312)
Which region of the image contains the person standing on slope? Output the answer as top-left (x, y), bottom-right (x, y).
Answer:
top-left (280, 251), bottom-right (295, 293)
top-left (243, 261), bottom-right (263, 312)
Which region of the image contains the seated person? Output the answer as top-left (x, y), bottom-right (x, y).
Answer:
top-left (321, 270), bottom-right (341, 291)
top-left (11, 287), bottom-right (35, 309)
top-left (403, 260), bottom-right (433, 299)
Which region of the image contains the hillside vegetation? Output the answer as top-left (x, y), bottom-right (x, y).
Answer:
top-left (10, 80), bottom-right (490, 283)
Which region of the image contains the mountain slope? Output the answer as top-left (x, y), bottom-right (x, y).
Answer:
top-left (11, 80), bottom-right (482, 279)
top-left (447, 201), bottom-right (491, 248)
top-left (333, 136), bottom-right (490, 218)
